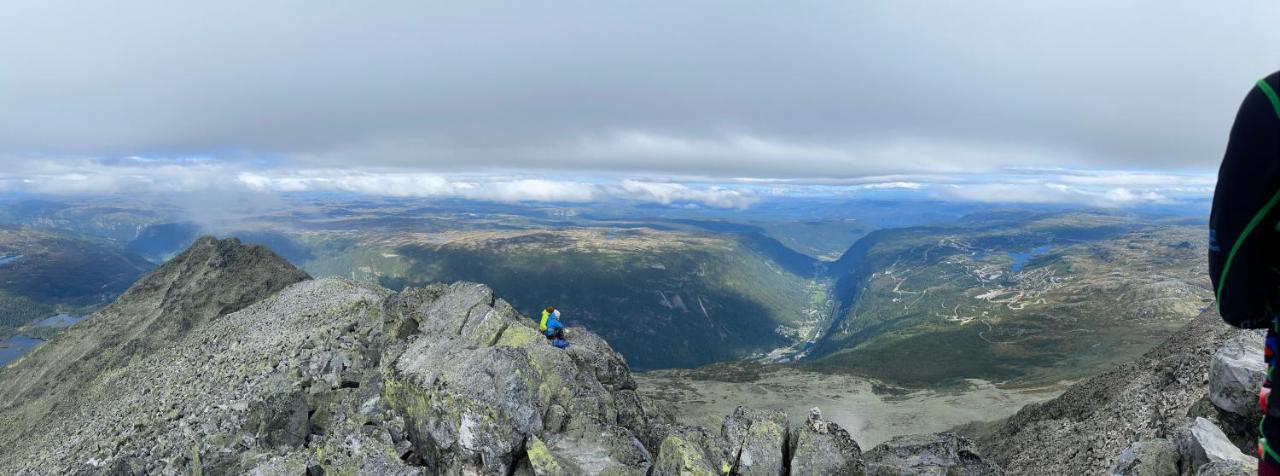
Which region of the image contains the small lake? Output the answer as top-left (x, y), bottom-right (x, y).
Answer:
top-left (34, 314), bottom-right (83, 328)
top-left (1008, 245), bottom-right (1051, 273)
top-left (0, 254), bottom-right (23, 266)
top-left (0, 335), bottom-right (43, 366)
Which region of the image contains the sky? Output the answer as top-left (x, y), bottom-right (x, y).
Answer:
top-left (0, 1), bottom-right (1275, 208)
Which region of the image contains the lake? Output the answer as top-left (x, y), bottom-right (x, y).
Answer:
top-left (34, 314), bottom-right (83, 328)
top-left (1008, 245), bottom-right (1051, 273)
top-left (0, 335), bottom-right (43, 366)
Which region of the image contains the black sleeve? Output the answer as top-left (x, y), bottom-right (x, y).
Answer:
top-left (1209, 72), bottom-right (1280, 329)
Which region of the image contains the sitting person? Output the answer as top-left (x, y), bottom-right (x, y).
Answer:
top-left (539, 306), bottom-right (568, 348)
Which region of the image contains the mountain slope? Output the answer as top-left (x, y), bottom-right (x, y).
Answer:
top-left (971, 307), bottom-right (1253, 474)
top-left (0, 236), bottom-right (310, 453)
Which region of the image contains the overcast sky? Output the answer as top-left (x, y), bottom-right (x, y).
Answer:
top-left (0, 1), bottom-right (1275, 207)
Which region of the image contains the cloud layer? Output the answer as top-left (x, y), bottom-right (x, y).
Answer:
top-left (0, 158), bottom-right (1211, 209)
top-left (0, 0), bottom-right (1274, 185)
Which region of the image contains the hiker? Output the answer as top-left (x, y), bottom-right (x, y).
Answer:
top-left (1210, 71), bottom-right (1280, 475)
top-left (540, 306), bottom-right (568, 348)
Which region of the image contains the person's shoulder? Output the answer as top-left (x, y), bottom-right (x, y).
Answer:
top-left (1257, 71), bottom-right (1280, 94)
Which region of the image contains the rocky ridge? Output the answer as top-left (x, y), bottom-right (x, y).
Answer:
top-left (0, 238), bottom-right (992, 475)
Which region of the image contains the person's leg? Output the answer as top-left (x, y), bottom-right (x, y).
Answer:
top-left (1261, 323), bottom-right (1280, 475)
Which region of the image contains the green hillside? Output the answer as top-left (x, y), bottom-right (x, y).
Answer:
top-left (0, 227), bottom-right (155, 337)
top-left (806, 212), bottom-right (1212, 387)
top-left (302, 227), bottom-right (820, 369)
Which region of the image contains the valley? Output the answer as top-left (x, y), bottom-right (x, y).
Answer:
top-left (0, 226), bottom-right (153, 344)
top-left (301, 227), bottom-right (821, 369)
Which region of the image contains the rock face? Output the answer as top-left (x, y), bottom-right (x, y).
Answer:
top-left (1208, 335), bottom-right (1266, 416)
top-left (653, 425), bottom-right (736, 476)
top-left (721, 407), bottom-right (789, 476)
top-left (0, 238), bottom-right (1007, 475)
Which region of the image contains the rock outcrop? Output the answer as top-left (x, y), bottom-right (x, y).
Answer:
top-left (789, 407), bottom-right (864, 474)
top-left (379, 281), bottom-right (655, 474)
top-left (720, 407), bottom-right (789, 475)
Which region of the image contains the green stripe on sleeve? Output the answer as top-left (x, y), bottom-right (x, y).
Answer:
top-left (1260, 79), bottom-right (1280, 119)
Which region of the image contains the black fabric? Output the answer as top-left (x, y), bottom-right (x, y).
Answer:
top-left (1210, 72), bottom-right (1280, 329)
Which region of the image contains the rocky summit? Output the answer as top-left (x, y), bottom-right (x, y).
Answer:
top-left (0, 238), bottom-right (998, 475)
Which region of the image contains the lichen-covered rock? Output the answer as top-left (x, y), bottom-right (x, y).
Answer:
top-left (864, 432), bottom-right (1000, 476)
top-left (789, 407), bottom-right (864, 475)
top-left (1111, 438), bottom-right (1179, 476)
top-left (654, 426), bottom-right (734, 476)
top-left (245, 390), bottom-right (310, 449)
top-left (527, 434), bottom-right (584, 476)
top-left (1208, 334), bottom-right (1266, 416)
top-left (383, 282), bottom-right (653, 474)
top-left (720, 406), bottom-right (788, 475)
top-left (1177, 417), bottom-right (1257, 473)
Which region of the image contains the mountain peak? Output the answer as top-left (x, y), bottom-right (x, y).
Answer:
top-left (90, 235), bottom-right (310, 343)
top-left (0, 236), bottom-right (309, 420)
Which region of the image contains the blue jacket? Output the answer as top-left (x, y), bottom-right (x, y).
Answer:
top-left (544, 313), bottom-right (563, 335)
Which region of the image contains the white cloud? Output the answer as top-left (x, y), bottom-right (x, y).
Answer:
top-left (615, 179), bottom-right (758, 208)
top-left (234, 171), bottom-right (757, 208)
top-left (858, 182), bottom-right (923, 190)
top-left (0, 155), bottom-right (1213, 210)
top-left (933, 182), bottom-right (1179, 208)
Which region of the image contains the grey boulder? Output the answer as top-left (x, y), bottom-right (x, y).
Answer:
top-left (1208, 334), bottom-right (1266, 416)
top-left (1178, 417), bottom-right (1257, 473)
top-left (1111, 438), bottom-right (1179, 476)
top-left (864, 432), bottom-right (1000, 476)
